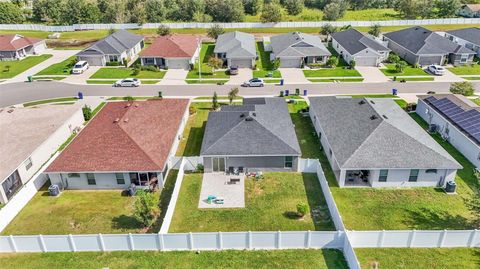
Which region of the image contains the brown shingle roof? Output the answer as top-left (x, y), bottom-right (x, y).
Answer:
top-left (0, 34), bottom-right (43, 51)
top-left (46, 99), bottom-right (189, 173)
top-left (140, 34), bottom-right (199, 58)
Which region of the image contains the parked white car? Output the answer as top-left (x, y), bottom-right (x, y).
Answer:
top-left (114, 78), bottom-right (141, 87)
top-left (242, 78), bottom-right (264, 87)
top-left (71, 61), bottom-right (89, 74)
top-left (428, 65), bottom-right (445, 76)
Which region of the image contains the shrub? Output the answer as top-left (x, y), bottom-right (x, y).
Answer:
top-left (124, 96), bottom-right (134, 101)
top-left (196, 164), bottom-right (204, 172)
top-left (349, 59), bottom-right (356, 69)
top-left (296, 202), bottom-right (310, 217)
top-left (106, 61), bottom-right (121, 66)
top-left (140, 65), bottom-right (159, 72)
top-left (189, 106), bottom-right (197, 115)
top-left (82, 105), bottom-right (92, 121)
top-left (326, 56), bottom-right (338, 68)
top-left (450, 81), bottom-right (475, 96)
top-left (387, 53), bottom-right (400, 64)
top-left (272, 59), bottom-right (281, 70)
top-left (307, 63), bottom-right (323, 69)
top-left (133, 191), bottom-right (159, 228)
top-left (157, 24), bottom-right (171, 36)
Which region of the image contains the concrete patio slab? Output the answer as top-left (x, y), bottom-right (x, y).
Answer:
top-left (198, 173), bottom-right (245, 208)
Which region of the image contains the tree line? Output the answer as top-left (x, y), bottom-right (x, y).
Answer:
top-left (1, 0), bottom-right (479, 24)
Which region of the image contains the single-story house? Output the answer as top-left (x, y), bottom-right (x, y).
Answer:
top-left (200, 98), bottom-right (301, 173)
top-left (0, 104), bottom-right (84, 204)
top-left (383, 26), bottom-right (476, 66)
top-left (445, 28), bottom-right (480, 57)
top-left (76, 30), bottom-right (144, 66)
top-left (139, 34), bottom-right (200, 70)
top-left (45, 99), bottom-right (189, 190)
top-left (0, 34), bottom-right (47, 61)
top-left (331, 29), bottom-right (390, 66)
top-left (417, 94), bottom-right (480, 169)
top-left (459, 4), bottom-right (480, 18)
top-left (269, 32), bottom-right (331, 68)
top-left (214, 31), bottom-right (256, 68)
top-left (309, 96), bottom-right (462, 188)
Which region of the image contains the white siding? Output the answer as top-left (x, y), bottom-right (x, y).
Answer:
top-left (368, 168), bottom-right (456, 188)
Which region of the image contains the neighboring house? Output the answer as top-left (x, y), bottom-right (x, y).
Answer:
top-left (214, 31), bottom-right (256, 68)
top-left (309, 96), bottom-right (461, 188)
top-left (383, 26), bottom-right (476, 66)
top-left (0, 34), bottom-right (47, 61)
top-left (139, 34), bottom-right (200, 70)
top-left (76, 30), bottom-right (144, 66)
top-left (445, 28), bottom-right (480, 57)
top-left (200, 98), bottom-right (301, 173)
top-left (0, 104), bottom-right (84, 204)
top-left (269, 32), bottom-right (331, 68)
top-left (45, 99), bottom-right (189, 190)
top-left (459, 4), bottom-right (480, 18)
top-left (417, 94), bottom-right (480, 169)
top-left (331, 29), bottom-right (390, 66)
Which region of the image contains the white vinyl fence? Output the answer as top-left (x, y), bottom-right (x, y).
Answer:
top-left (159, 158), bottom-right (186, 234)
top-left (1, 18), bottom-right (479, 32)
top-left (0, 231), bottom-right (344, 253)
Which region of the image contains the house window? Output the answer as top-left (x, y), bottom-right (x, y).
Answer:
top-left (426, 169), bottom-right (437, 174)
top-left (466, 43), bottom-right (474, 49)
top-left (144, 58), bottom-right (155, 64)
top-left (460, 54), bottom-right (468, 63)
top-left (24, 157), bottom-right (32, 171)
top-left (109, 55), bottom-right (118, 62)
top-left (68, 173), bottom-right (80, 177)
top-left (379, 169), bottom-right (388, 182)
top-left (285, 156), bottom-right (293, 168)
top-left (409, 169), bottom-right (419, 182)
top-left (116, 173), bottom-right (125, 185)
top-left (86, 173), bottom-right (96, 185)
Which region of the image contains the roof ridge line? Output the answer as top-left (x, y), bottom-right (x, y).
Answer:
top-left (201, 116), bottom-right (245, 154)
top-left (340, 119), bottom-right (384, 167)
top-left (254, 116), bottom-right (300, 154)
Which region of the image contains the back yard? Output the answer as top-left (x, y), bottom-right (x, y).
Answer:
top-left (169, 172), bottom-right (334, 232)
top-left (0, 55), bottom-right (52, 79)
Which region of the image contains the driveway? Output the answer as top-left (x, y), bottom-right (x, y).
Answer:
top-left (62, 66), bottom-right (101, 84)
top-left (356, 66), bottom-right (389, 83)
top-left (279, 68), bottom-right (310, 84)
top-left (6, 49), bottom-right (80, 84)
top-left (433, 69), bottom-right (465, 82)
top-left (226, 68), bottom-right (252, 85)
top-left (159, 69), bottom-right (188, 85)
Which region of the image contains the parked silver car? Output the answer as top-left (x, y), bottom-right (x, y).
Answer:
top-left (242, 78), bottom-right (264, 87)
top-left (114, 78), bottom-right (141, 87)
top-left (427, 65), bottom-right (445, 76)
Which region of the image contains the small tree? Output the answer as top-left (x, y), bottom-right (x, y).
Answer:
top-left (395, 61), bottom-right (407, 73)
top-left (82, 105), bottom-right (92, 121)
top-left (450, 81), bottom-right (475, 96)
top-left (212, 91), bottom-right (219, 110)
top-left (368, 24), bottom-right (381, 37)
top-left (272, 58), bottom-right (281, 70)
top-left (133, 191), bottom-right (159, 228)
top-left (388, 53), bottom-right (400, 64)
top-left (320, 23), bottom-right (337, 42)
top-left (296, 202), bottom-right (310, 217)
top-left (349, 59), bottom-right (356, 69)
top-left (207, 56), bottom-right (223, 74)
top-left (207, 24), bottom-right (225, 40)
top-left (228, 87), bottom-right (239, 104)
top-left (156, 24), bottom-right (171, 36)
top-left (326, 56), bottom-right (338, 68)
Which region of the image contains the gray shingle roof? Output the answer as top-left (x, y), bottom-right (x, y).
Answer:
top-left (214, 31), bottom-right (256, 58)
top-left (331, 29), bottom-right (389, 55)
top-left (200, 98), bottom-right (301, 156)
top-left (383, 26), bottom-right (475, 55)
top-left (309, 96), bottom-right (461, 170)
top-left (77, 30), bottom-right (143, 57)
top-left (447, 27), bottom-right (480, 46)
top-left (270, 32), bottom-right (331, 57)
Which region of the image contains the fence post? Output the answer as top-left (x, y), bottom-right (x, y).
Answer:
top-left (157, 233), bottom-right (164, 251)
top-left (38, 235), bottom-right (46, 252)
top-left (98, 233), bottom-right (105, 251)
top-left (306, 230), bottom-right (311, 248)
top-left (128, 233), bottom-right (135, 251)
top-left (439, 230), bottom-right (447, 247)
top-left (68, 234), bottom-right (76, 252)
top-left (408, 230), bottom-right (416, 247)
top-left (468, 229), bottom-right (478, 247)
top-left (378, 230), bottom-right (385, 247)
top-left (9, 235), bottom-right (17, 253)
top-left (277, 231), bottom-right (281, 249)
top-left (218, 232), bottom-right (223, 250)
top-left (248, 231), bottom-right (252, 249)
top-left (188, 232), bottom-right (194, 250)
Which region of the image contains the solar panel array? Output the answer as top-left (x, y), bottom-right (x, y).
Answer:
top-left (425, 96), bottom-right (480, 145)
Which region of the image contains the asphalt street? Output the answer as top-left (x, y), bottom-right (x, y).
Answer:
top-left (1, 81), bottom-right (479, 108)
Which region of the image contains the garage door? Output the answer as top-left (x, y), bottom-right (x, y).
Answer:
top-left (167, 58), bottom-right (190, 69)
top-left (230, 58), bottom-right (252, 68)
top-left (79, 56), bottom-right (104, 66)
top-left (280, 58), bottom-right (302, 68)
top-left (355, 57), bottom-right (378, 66)
top-left (418, 56), bottom-right (443, 66)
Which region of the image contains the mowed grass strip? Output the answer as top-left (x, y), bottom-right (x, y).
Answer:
top-left (90, 67), bottom-right (166, 79)
top-left (23, 97), bottom-right (78, 107)
top-left (447, 64), bottom-right (480, 75)
top-left (0, 249), bottom-right (348, 269)
top-left (0, 54), bottom-right (52, 79)
top-left (169, 172), bottom-right (334, 232)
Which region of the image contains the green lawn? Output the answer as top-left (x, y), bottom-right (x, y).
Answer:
top-left (86, 79), bottom-right (116, 84)
top-left (187, 43), bottom-right (230, 79)
top-left (23, 97), bottom-right (78, 107)
top-left (2, 170), bottom-right (178, 235)
top-left (303, 68), bottom-right (361, 78)
top-left (356, 248), bottom-right (480, 269)
top-left (309, 78), bottom-right (364, 83)
top-left (35, 56), bottom-right (76, 76)
top-left (464, 76), bottom-right (480, 80)
top-left (169, 172), bottom-right (334, 232)
top-left (90, 67), bottom-right (166, 79)
top-left (265, 79), bottom-right (282, 83)
top-left (254, 41), bottom-right (281, 78)
top-left (448, 64), bottom-right (480, 75)
top-left (289, 102), bottom-right (322, 159)
top-left (185, 79), bottom-right (228, 84)
top-left (32, 76), bottom-right (67, 81)
top-left (380, 64), bottom-right (431, 76)
top-left (0, 55), bottom-right (52, 79)
top-left (0, 249), bottom-right (348, 269)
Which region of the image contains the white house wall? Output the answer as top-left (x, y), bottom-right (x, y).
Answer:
top-left (365, 168), bottom-right (456, 188)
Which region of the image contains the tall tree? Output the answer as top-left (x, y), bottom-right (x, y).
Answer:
top-left (32, 0), bottom-right (66, 24)
top-left (0, 2), bottom-right (25, 23)
top-left (283, 0), bottom-right (304, 16)
top-left (207, 24), bottom-right (225, 39)
top-left (260, 3), bottom-right (283, 22)
top-left (243, 0), bottom-right (262, 15)
top-left (145, 0), bottom-right (167, 23)
top-left (322, 0), bottom-right (348, 21)
top-left (205, 0), bottom-right (245, 22)
top-left (394, 0), bottom-right (434, 19)
top-left (435, 0), bottom-right (461, 18)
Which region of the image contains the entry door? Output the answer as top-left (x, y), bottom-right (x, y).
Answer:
top-left (212, 157), bottom-right (226, 172)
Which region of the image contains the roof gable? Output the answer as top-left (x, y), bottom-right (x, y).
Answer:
top-left (140, 34), bottom-right (199, 58)
top-left (332, 29), bottom-right (388, 55)
top-left (0, 34), bottom-right (43, 51)
top-left (271, 32), bottom-right (330, 57)
top-left (77, 30), bottom-right (143, 56)
top-left (447, 27), bottom-right (480, 46)
top-left (214, 31), bottom-right (256, 58)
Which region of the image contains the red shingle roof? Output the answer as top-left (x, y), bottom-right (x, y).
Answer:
top-left (0, 34), bottom-right (43, 51)
top-left (140, 34), bottom-right (199, 58)
top-left (46, 99), bottom-right (189, 173)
